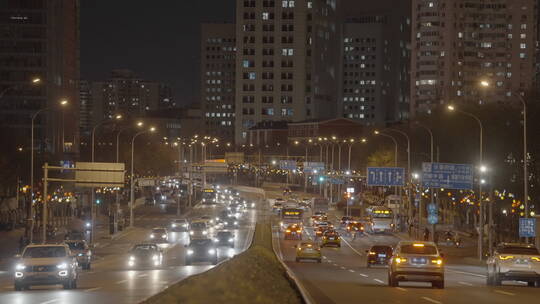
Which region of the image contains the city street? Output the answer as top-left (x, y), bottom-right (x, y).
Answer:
top-left (0, 196), bottom-right (258, 304)
top-left (272, 200), bottom-right (540, 304)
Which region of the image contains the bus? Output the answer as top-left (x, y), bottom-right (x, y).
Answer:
top-left (202, 188), bottom-right (217, 204)
top-left (280, 208), bottom-right (304, 229)
top-left (368, 206), bottom-right (395, 233)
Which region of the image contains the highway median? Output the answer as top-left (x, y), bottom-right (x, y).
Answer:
top-left (141, 220), bottom-right (303, 304)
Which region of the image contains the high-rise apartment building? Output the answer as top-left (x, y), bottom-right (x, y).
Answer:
top-left (411, 0), bottom-right (537, 115)
top-left (340, 1), bottom-right (411, 125)
top-left (234, 0), bottom-right (340, 144)
top-left (79, 80), bottom-right (92, 137)
top-left (0, 0), bottom-right (80, 156)
top-left (90, 69), bottom-right (172, 124)
top-left (201, 23), bottom-right (236, 143)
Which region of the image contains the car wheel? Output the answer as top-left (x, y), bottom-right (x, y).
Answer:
top-left (367, 263), bottom-right (371, 268)
top-left (493, 272), bottom-right (502, 286)
top-left (63, 281), bottom-right (71, 290)
top-left (71, 279), bottom-right (77, 289)
top-left (536, 280), bottom-right (540, 288)
top-left (434, 280), bottom-right (444, 289)
top-left (388, 274), bottom-right (398, 287)
top-left (185, 259), bottom-right (191, 266)
top-left (486, 273), bottom-right (494, 286)
top-left (295, 258), bottom-right (300, 262)
top-left (337, 244), bottom-right (341, 248)
top-left (317, 259), bottom-right (322, 263)
top-left (528, 281), bottom-right (536, 287)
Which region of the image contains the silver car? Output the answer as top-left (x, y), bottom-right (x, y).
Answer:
top-left (388, 241), bottom-right (445, 288)
top-left (14, 244), bottom-right (78, 290)
top-left (487, 243), bottom-right (540, 287)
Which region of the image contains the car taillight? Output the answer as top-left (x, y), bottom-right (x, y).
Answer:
top-left (286, 230), bottom-right (291, 233)
top-left (368, 251), bottom-right (376, 255)
top-left (395, 257), bottom-right (407, 264)
top-left (531, 257), bottom-right (540, 262)
top-left (296, 230), bottom-right (302, 233)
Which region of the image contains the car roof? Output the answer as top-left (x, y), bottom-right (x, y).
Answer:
top-left (397, 241), bottom-right (437, 247)
top-left (26, 244), bottom-right (68, 248)
top-left (152, 227), bottom-right (167, 230)
top-left (498, 243), bottom-right (537, 248)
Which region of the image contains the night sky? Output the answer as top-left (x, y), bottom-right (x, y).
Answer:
top-left (80, 0), bottom-right (236, 106)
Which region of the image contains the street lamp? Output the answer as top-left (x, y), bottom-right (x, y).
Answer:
top-left (448, 104), bottom-right (484, 260)
top-left (29, 99), bottom-right (69, 242)
top-left (374, 131), bottom-right (398, 167)
top-left (130, 127), bottom-right (157, 227)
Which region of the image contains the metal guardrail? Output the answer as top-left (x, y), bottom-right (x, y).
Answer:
top-left (270, 224), bottom-right (315, 304)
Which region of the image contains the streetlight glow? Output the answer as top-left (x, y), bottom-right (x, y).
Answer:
top-left (59, 99), bottom-right (68, 106)
top-left (32, 78), bottom-right (41, 84)
top-left (447, 105), bottom-right (455, 111)
top-left (480, 80), bottom-right (490, 87)
top-left (149, 127), bottom-right (156, 132)
top-left (136, 121), bottom-right (144, 127)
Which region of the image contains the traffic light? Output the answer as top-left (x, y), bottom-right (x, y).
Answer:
top-left (319, 176), bottom-right (325, 182)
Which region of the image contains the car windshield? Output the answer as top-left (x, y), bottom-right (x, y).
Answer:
top-left (498, 246), bottom-right (539, 255)
top-left (23, 246), bottom-right (67, 258)
top-left (66, 242), bottom-right (85, 250)
top-left (372, 246), bottom-right (392, 253)
top-left (191, 222), bottom-right (206, 229)
top-left (133, 245), bottom-right (157, 253)
top-left (301, 243), bottom-right (315, 248)
top-left (217, 232), bottom-right (231, 238)
top-left (400, 244), bottom-right (438, 255)
top-left (152, 229), bottom-right (166, 234)
top-left (190, 239), bottom-right (212, 246)
top-left (174, 219), bottom-right (186, 224)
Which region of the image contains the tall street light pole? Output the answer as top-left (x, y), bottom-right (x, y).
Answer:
top-left (374, 131), bottom-right (398, 167)
top-left (130, 127), bottom-right (156, 227)
top-left (415, 122), bottom-right (434, 238)
top-left (448, 105), bottom-right (484, 260)
top-left (29, 99), bottom-right (68, 242)
top-left (388, 128), bottom-right (412, 232)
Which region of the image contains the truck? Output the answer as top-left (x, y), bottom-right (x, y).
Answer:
top-left (367, 206), bottom-right (395, 233)
top-left (280, 208), bottom-right (304, 229)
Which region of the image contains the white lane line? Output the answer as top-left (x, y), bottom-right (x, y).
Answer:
top-left (340, 236), bottom-right (364, 257)
top-left (494, 290), bottom-right (515, 296)
top-left (447, 269), bottom-right (486, 278)
top-left (40, 300), bottom-right (59, 304)
top-left (322, 256), bottom-right (327, 259)
top-left (373, 279), bottom-right (384, 284)
top-left (159, 280), bottom-right (169, 284)
top-left (422, 297), bottom-right (443, 304)
top-left (396, 287), bottom-right (407, 292)
top-left (115, 280), bottom-right (128, 284)
top-left (84, 287), bottom-right (102, 292)
top-left (333, 263), bottom-right (338, 266)
top-left (138, 274), bottom-right (148, 278)
top-left (359, 273), bottom-right (369, 277)
top-left (327, 259), bottom-right (332, 263)
top-left (340, 266), bottom-right (346, 270)
top-left (458, 281), bottom-right (473, 286)
top-left (348, 269), bottom-right (355, 273)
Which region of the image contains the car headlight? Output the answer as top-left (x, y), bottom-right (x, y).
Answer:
top-left (172, 224), bottom-right (177, 227)
top-left (150, 234), bottom-right (155, 238)
top-left (78, 253), bottom-right (84, 257)
top-left (213, 238), bottom-right (218, 242)
top-left (15, 263), bottom-right (25, 271)
top-left (208, 249), bottom-right (216, 255)
top-left (187, 249), bottom-right (194, 255)
top-left (129, 256), bottom-right (135, 261)
top-left (234, 221), bottom-right (238, 225)
top-left (56, 263), bottom-right (68, 269)
top-left (189, 231), bottom-right (194, 235)
top-left (152, 255), bottom-right (159, 260)
top-left (202, 230), bottom-right (208, 235)
top-left (85, 222), bottom-right (91, 228)
top-left (229, 238), bottom-right (234, 242)
top-left (162, 234), bottom-right (167, 238)
top-left (183, 224), bottom-right (188, 227)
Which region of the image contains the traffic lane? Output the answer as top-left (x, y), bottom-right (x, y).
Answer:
top-left (281, 228), bottom-right (540, 304)
top-left (0, 215), bottom-right (256, 304)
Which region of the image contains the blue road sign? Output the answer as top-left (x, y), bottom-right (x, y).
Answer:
top-left (428, 214), bottom-right (438, 225)
top-left (422, 162), bottom-right (473, 190)
top-left (519, 218), bottom-right (536, 238)
top-left (328, 178), bottom-right (345, 185)
top-left (279, 160), bottom-right (297, 170)
top-left (427, 203), bottom-right (438, 224)
top-left (367, 167), bottom-right (405, 186)
top-left (303, 162), bottom-right (325, 172)
top-left (427, 203), bottom-right (437, 214)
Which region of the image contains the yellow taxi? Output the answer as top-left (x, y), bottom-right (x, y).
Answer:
top-left (284, 224), bottom-right (302, 240)
top-left (295, 241), bottom-right (322, 263)
top-left (321, 230), bottom-right (341, 247)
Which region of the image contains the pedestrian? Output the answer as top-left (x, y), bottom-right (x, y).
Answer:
top-left (423, 227), bottom-right (430, 241)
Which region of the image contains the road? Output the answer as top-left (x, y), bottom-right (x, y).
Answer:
top-left (0, 193), bottom-right (259, 304)
top-left (272, 202), bottom-right (540, 304)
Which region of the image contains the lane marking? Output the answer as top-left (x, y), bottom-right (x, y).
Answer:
top-left (159, 280), bottom-right (169, 284)
top-left (340, 266), bottom-right (346, 270)
top-left (447, 269), bottom-right (486, 278)
top-left (40, 300), bottom-right (59, 304)
top-left (348, 269), bottom-right (355, 273)
top-left (85, 287), bottom-right (102, 292)
top-left (422, 297), bottom-right (443, 304)
top-left (138, 274), bottom-right (148, 278)
top-left (494, 290), bottom-right (515, 296)
top-left (396, 287), bottom-right (407, 291)
top-left (359, 273), bottom-right (368, 277)
top-left (327, 259), bottom-right (332, 263)
top-left (115, 280), bottom-right (128, 284)
top-left (333, 263), bottom-right (338, 266)
top-left (340, 236), bottom-right (364, 257)
top-left (373, 279), bottom-right (384, 284)
top-left (458, 281), bottom-right (473, 286)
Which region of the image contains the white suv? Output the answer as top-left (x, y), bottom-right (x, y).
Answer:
top-left (14, 244), bottom-right (78, 290)
top-left (487, 243), bottom-right (540, 287)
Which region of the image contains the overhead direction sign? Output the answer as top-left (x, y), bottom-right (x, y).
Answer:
top-left (279, 160), bottom-right (297, 170)
top-left (303, 162), bottom-right (325, 172)
top-left (367, 167), bottom-right (405, 186)
top-left (422, 162), bottom-right (473, 190)
top-left (519, 218), bottom-right (536, 238)
top-left (75, 162), bottom-right (125, 188)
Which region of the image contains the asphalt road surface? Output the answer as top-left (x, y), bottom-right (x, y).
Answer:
top-left (0, 195), bottom-right (259, 304)
top-left (272, 200), bottom-right (540, 304)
